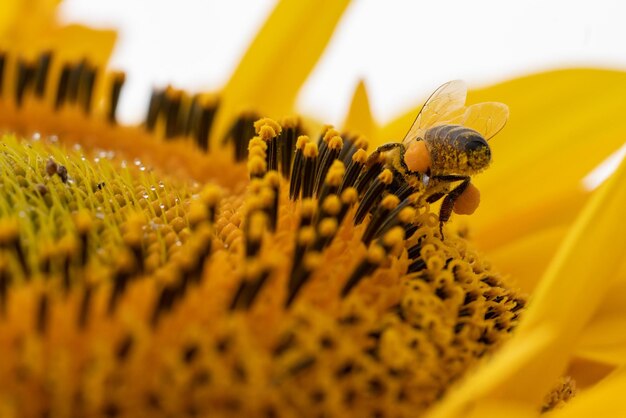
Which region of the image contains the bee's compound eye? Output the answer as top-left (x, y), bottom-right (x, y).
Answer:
top-left (404, 141), bottom-right (430, 173)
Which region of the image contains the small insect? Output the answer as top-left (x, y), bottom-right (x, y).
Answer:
top-left (367, 80), bottom-right (509, 235)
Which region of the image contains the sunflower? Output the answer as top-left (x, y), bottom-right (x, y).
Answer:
top-left (1, 1), bottom-right (625, 417)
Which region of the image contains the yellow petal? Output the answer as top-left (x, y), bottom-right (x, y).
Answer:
top-left (47, 24), bottom-right (117, 65)
top-left (342, 79), bottom-right (376, 140)
top-left (210, 0), bottom-right (351, 147)
top-left (463, 400), bottom-right (538, 418)
top-left (468, 69), bottom-right (626, 241)
top-left (490, 154), bottom-right (626, 405)
top-left (550, 367), bottom-right (626, 418)
top-left (575, 266), bottom-right (626, 365)
top-left (0, 0), bottom-right (59, 47)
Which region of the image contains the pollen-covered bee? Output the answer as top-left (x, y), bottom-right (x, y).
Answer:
top-left (367, 80), bottom-right (509, 234)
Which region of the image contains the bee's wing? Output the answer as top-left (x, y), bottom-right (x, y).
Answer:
top-left (402, 80), bottom-right (467, 146)
top-left (451, 102), bottom-right (509, 140)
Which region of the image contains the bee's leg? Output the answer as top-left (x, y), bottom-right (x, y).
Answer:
top-left (366, 143), bottom-right (404, 167)
top-left (438, 177), bottom-right (470, 238)
top-left (426, 192), bottom-right (446, 204)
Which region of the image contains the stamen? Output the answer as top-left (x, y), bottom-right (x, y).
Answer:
top-left (301, 142), bottom-right (319, 199)
top-left (108, 71), bottom-right (125, 124)
top-left (191, 95), bottom-right (218, 151)
top-left (245, 211), bottom-right (267, 259)
top-left (338, 148), bottom-right (367, 193)
top-left (0, 254), bottom-right (9, 316)
top-left (354, 168), bottom-right (393, 225)
top-left (78, 63), bottom-right (97, 113)
top-left (67, 60), bottom-right (86, 103)
top-left (317, 160), bottom-right (345, 204)
top-left (15, 59), bottom-right (35, 107)
top-left (145, 88), bottom-right (165, 131)
top-left (33, 51), bottom-right (52, 98)
top-left (286, 251), bottom-right (322, 307)
top-left (254, 117), bottom-right (282, 171)
top-left (55, 64), bottom-right (71, 109)
top-left (353, 152), bottom-right (384, 196)
top-left (0, 218), bottom-right (29, 276)
top-left (224, 113), bottom-right (259, 161)
top-left (337, 134), bottom-right (368, 163)
top-left (289, 135), bottom-right (310, 200)
top-left (278, 117), bottom-right (303, 178)
top-left (361, 194), bottom-right (400, 246)
top-left (230, 259), bottom-right (272, 311)
top-left (0, 52), bottom-right (5, 96)
top-left (314, 135), bottom-right (343, 196)
top-left (163, 88), bottom-right (182, 139)
top-left (263, 171), bottom-right (281, 232)
top-left (341, 244), bottom-right (385, 298)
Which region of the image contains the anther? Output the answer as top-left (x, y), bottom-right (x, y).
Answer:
top-left (245, 211), bottom-right (267, 258)
top-left (353, 169), bottom-right (393, 225)
top-left (55, 64), bottom-right (72, 109)
top-left (278, 117), bottom-right (302, 178)
top-left (163, 88), bottom-right (182, 138)
top-left (353, 153), bottom-right (384, 196)
top-left (341, 244), bottom-right (385, 298)
top-left (338, 148), bottom-right (367, 193)
top-left (263, 171), bottom-right (281, 232)
top-left (0, 218), bottom-right (29, 277)
top-left (286, 251), bottom-right (322, 307)
top-left (191, 95), bottom-right (218, 151)
top-left (108, 71), bottom-right (125, 124)
top-left (361, 194), bottom-right (400, 246)
top-left (0, 253), bottom-right (10, 316)
top-left (255, 118), bottom-right (282, 171)
top-left (229, 260), bottom-right (272, 311)
top-left (0, 53), bottom-right (5, 96)
top-left (224, 113), bottom-right (259, 161)
top-left (301, 142), bottom-right (319, 199)
top-left (34, 51), bottom-right (52, 98)
top-left (314, 135), bottom-right (343, 196)
top-left (73, 210), bottom-right (93, 266)
top-left (78, 63), bottom-right (97, 113)
top-left (289, 135), bottom-right (310, 200)
top-left (145, 88), bottom-right (165, 131)
top-left (67, 60), bottom-right (86, 103)
top-left (15, 60), bottom-right (35, 107)
top-left (317, 159), bottom-right (345, 204)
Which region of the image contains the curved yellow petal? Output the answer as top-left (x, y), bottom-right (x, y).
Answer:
top-left (342, 79), bottom-right (377, 140)
top-left (491, 155), bottom-right (626, 405)
top-left (551, 367), bottom-right (626, 418)
top-left (0, 0), bottom-right (59, 48)
top-left (575, 266), bottom-right (626, 365)
top-left (210, 0), bottom-right (351, 147)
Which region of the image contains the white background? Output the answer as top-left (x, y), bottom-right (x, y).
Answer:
top-left (59, 0), bottom-right (626, 126)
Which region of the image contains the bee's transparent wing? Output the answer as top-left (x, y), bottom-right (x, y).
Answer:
top-left (451, 102), bottom-right (509, 140)
top-left (402, 80), bottom-right (467, 146)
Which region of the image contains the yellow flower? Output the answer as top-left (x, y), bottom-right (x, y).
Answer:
top-left (1, 0), bottom-right (625, 417)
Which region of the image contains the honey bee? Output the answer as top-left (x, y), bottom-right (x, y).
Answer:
top-left (367, 80), bottom-right (509, 235)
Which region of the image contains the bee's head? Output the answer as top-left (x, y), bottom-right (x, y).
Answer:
top-left (464, 135), bottom-right (491, 173)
